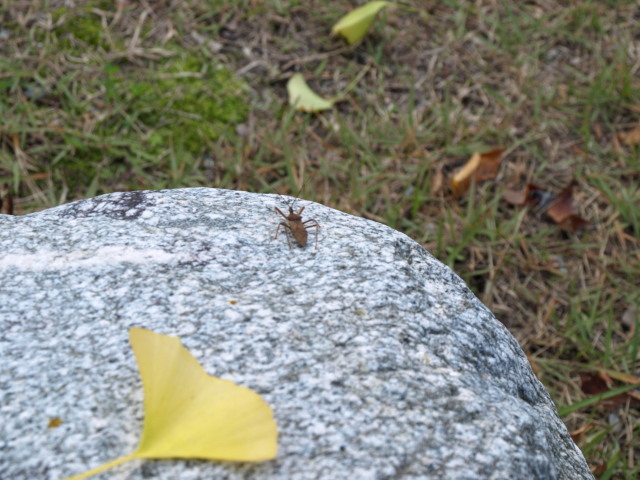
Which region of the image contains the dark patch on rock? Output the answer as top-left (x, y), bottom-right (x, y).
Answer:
top-left (59, 191), bottom-right (153, 220)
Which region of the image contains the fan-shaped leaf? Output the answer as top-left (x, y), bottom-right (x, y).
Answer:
top-left (287, 73), bottom-right (335, 112)
top-left (63, 327), bottom-right (277, 480)
top-left (450, 148), bottom-right (504, 196)
top-left (130, 327), bottom-right (277, 461)
top-left (332, 1), bottom-right (391, 45)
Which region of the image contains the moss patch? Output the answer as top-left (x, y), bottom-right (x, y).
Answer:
top-left (1, 0), bottom-right (249, 194)
top-left (120, 53), bottom-right (248, 156)
top-left (47, 51), bottom-right (249, 192)
top-left (52, 2), bottom-right (114, 50)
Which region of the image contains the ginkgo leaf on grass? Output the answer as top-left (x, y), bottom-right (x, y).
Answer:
top-left (332, 1), bottom-right (392, 45)
top-left (63, 327), bottom-right (277, 480)
top-left (449, 147), bottom-right (504, 196)
top-left (287, 73), bottom-right (335, 112)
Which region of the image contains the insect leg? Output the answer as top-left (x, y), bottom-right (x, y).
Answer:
top-left (275, 222), bottom-right (293, 250)
top-left (302, 220), bottom-right (320, 250)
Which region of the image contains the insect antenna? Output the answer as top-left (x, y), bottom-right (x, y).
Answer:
top-left (272, 181), bottom-right (305, 211)
top-left (288, 183), bottom-right (305, 210)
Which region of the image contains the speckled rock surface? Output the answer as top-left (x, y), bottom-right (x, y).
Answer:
top-left (0, 188), bottom-right (592, 480)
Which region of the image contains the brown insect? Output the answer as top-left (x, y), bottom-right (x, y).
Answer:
top-left (274, 199), bottom-right (320, 249)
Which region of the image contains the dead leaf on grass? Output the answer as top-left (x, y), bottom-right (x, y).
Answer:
top-left (579, 371), bottom-right (640, 411)
top-left (450, 147), bottom-right (504, 196)
top-left (555, 215), bottom-right (589, 234)
top-left (430, 167), bottom-right (444, 195)
top-left (602, 369), bottom-right (640, 385)
top-left (590, 464), bottom-right (607, 476)
top-left (617, 124), bottom-right (640, 146)
top-left (332, 1), bottom-right (392, 45)
top-left (579, 371), bottom-right (613, 395)
top-left (503, 183), bottom-right (544, 207)
top-left (504, 180), bottom-right (588, 233)
top-left (546, 180), bottom-right (589, 233)
top-left (286, 73), bottom-right (335, 112)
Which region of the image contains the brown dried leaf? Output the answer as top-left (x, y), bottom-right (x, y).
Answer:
top-left (603, 393), bottom-right (638, 410)
top-left (593, 124), bottom-right (603, 141)
top-left (579, 371), bottom-right (639, 411)
top-left (503, 188), bottom-right (528, 206)
top-left (503, 183), bottom-right (545, 207)
top-left (546, 180), bottom-right (589, 233)
top-left (503, 181), bottom-right (588, 232)
top-left (430, 167), bottom-right (444, 195)
top-left (611, 132), bottom-right (625, 154)
top-left (556, 215), bottom-right (589, 233)
top-left (450, 148), bottom-right (504, 196)
top-left (579, 371), bottom-right (611, 395)
top-left (546, 180), bottom-right (577, 223)
top-left (474, 148), bottom-right (504, 182)
top-left (604, 369), bottom-right (640, 385)
top-left (618, 124), bottom-right (640, 146)
top-left (450, 152), bottom-right (480, 196)
top-left (546, 180), bottom-right (588, 232)
top-left (627, 390), bottom-right (640, 402)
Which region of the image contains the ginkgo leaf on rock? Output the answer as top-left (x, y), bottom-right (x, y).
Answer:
top-left (287, 73), bottom-right (335, 112)
top-left (63, 327), bottom-right (277, 480)
top-left (332, 1), bottom-right (392, 45)
top-left (130, 327), bottom-right (277, 461)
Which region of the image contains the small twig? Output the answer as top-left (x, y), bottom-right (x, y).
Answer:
top-left (281, 47), bottom-right (351, 71)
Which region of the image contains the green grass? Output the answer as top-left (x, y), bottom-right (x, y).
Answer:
top-left (0, 0), bottom-right (248, 207)
top-left (2, 1), bottom-right (639, 477)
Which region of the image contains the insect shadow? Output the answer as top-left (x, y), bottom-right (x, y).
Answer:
top-left (273, 192), bottom-right (320, 250)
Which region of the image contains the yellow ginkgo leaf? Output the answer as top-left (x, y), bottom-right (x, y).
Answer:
top-left (131, 327), bottom-right (277, 461)
top-left (331, 1), bottom-right (392, 45)
top-left (287, 73), bottom-right (335, 112)
top-left (63, 327), bottom-right (277, 480)
top-left (449, 148), bottom-right (504, 196)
